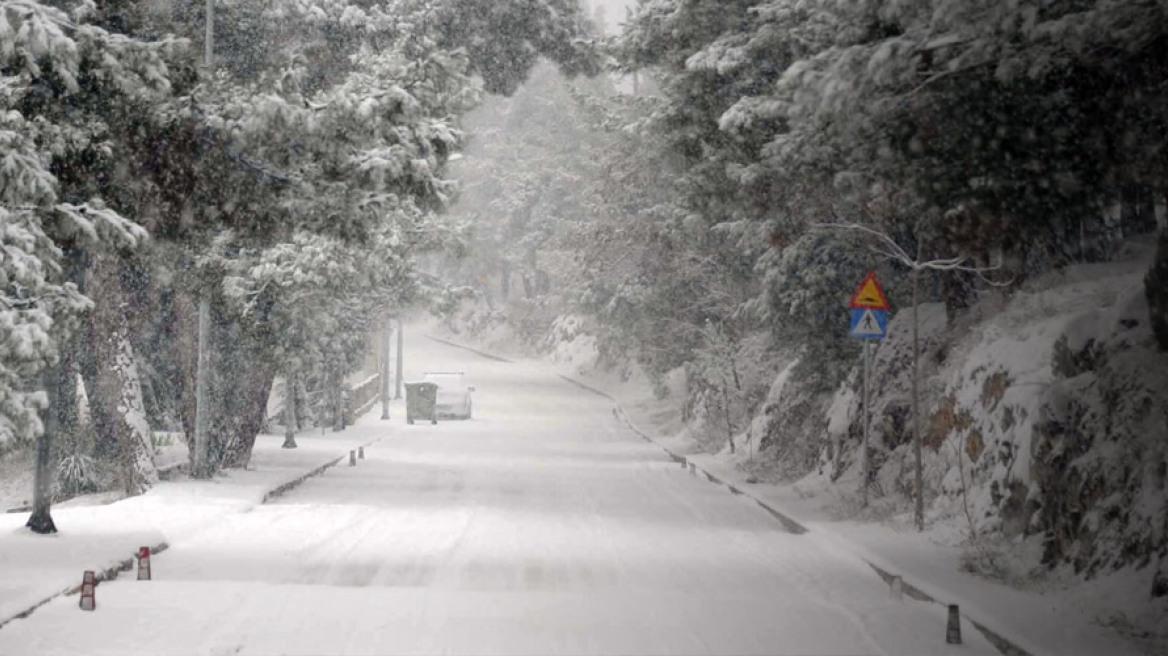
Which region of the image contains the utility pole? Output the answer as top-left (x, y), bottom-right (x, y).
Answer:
top-left (381, 315), bottom-right (392, 419)
top-left (912, 265), bottom-right (923, 530)
top-left (193, 0), bottom-right (214, 478)
top-left (193, 298), bottom-right (211, 476)
top-left (394, 319), bottom-right (403, 400)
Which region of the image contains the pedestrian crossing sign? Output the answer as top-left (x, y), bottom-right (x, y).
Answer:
top-left (850, 308), bottom-right (888, 339)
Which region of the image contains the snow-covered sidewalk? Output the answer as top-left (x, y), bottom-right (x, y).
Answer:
top-left (0, 414), bottom-right (388, 629)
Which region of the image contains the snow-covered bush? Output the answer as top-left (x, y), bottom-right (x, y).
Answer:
top-left (55, 453), bottom-right (99, 500)
top-left (544, 315), bottom-right (599, 374)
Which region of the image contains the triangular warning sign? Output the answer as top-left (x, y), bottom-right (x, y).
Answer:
top-left (848, 272), bottom-right (890, 310)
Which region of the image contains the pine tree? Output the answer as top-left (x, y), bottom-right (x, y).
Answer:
top-left (2, 0), bottom-right (178, 528)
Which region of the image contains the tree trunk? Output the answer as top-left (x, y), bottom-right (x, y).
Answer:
top-left (282, 370), bottom-right (298, 449)
top-left (216, 350), bottom-right (276, 469)
top-left (29, 313), bottom-right (84, 534)
top-left (81, 254), bottom-right (158, 495)
top-left (27, 368), bottom-right (60, 534)
top-left (1121, 183), bottom-right (1158, 237)
top-left (1146, 229), bottom-right (1168, 351)
top-left (332, 367), bottom-right (345, 432)
top-left (523, 245), bottom-right (538, 299)
top-left (112, 334), bottom-right (158, 495)
top-left (189, 296), bottom-right (277, 471)
top-left (721, 381), bottom-right (735, 455)
top-left (29, 243), bottom-right (90, 532)
top-left (940, 268), bottom-right (974, 324)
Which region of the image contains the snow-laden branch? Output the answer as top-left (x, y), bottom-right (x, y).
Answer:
top-left (811, 221), bottom-right (1013, 286)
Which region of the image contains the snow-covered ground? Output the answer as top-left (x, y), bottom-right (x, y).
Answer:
top-left (0, 333), bottom-right (996, 655)
top-left (0, 429), bottom-right (375, 635)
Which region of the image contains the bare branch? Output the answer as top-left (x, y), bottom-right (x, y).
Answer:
top-left (814, 220), bottom-right (1015, 288)
top-left (812, 221), bottom-right (914, 267)
top-left (918, 255), bottom-right (968, 270)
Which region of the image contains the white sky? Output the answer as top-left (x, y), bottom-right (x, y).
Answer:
top-left (586, 0), bottom-right (635, 36)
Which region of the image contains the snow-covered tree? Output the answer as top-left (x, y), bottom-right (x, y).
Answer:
top-left (119, 0), bottom-right (605, 472)
top-left (1, 0), bottom-right (182, 528)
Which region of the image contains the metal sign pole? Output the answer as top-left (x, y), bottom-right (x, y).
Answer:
top-left (862, 339), bottom-right (870, 507)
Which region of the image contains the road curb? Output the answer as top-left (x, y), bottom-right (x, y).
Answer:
top-left (259, 435), bottom-right (381, 504)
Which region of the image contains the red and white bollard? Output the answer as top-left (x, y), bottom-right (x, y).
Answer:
top-left (79, 571), bottom-right (96, 611)
top-left (137, 546), bottom-right (151, 581)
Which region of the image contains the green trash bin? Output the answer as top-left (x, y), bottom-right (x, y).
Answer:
top-left (405, 382), bottom-right (438, 425)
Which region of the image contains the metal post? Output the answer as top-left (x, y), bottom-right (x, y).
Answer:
top-left (197, 0), bottom-right (214, 475)
top-left (194, 297), bottom-right (211, 477)
top-left (862, 340), bottom-right (871, 507)
top-left (394, 319), bottom-right (403, 400)
top-left (380, 317), bottom-right (392, 419)
top-left (912, 266), bottom-right (923, 531)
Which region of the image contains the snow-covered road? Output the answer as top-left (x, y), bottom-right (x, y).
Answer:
top-left (0, 334), bottom-right (995, 655)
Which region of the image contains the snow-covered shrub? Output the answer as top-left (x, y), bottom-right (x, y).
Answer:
top-left (687, 326), bottom-right (780, 456)
top-left (544, 315), bottom-right (599, 374)
top-left (55, 453), bottom-right (99, 500)
top-left (752, 357), bottom-right (833, 481)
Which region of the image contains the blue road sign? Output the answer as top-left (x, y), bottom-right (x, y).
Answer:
top-left (849, 308), bottom-right (888, 339)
